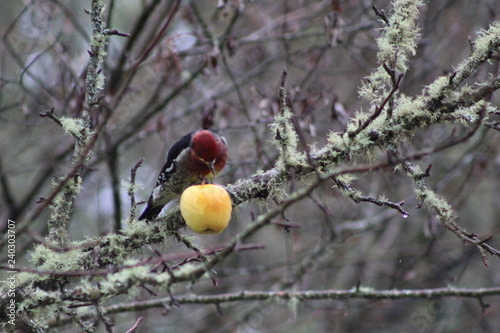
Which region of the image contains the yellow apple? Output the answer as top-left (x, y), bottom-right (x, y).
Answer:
top-left (180, 184), bottom-right (232, 234)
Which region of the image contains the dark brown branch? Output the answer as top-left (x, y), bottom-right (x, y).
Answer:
top-left (103, 29), bottom-right (131, 37)
top-left (105, 134), bottom-right (122, 232)
top-left (0, 155), bottom-right (17, 220)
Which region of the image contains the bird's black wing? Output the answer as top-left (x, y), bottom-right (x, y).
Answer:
top-left (139, 132), bottom-right (194, 221)
top-left (155, 131), bottom-right (194, 186)
top-left (138, 204), bottom-right (164, 221)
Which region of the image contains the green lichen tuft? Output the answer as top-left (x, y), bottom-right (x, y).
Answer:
top-left (453, 101), bottom-right (483, 125)
top-left (377, 0), bottom-right (423, 72)
top-left (358, 285), bottom-right (376, 293)
top-left (443, 21), bottom-right (500, 88)
top-left (29, 244), bottom-right (83, 272)
top-left (424, 75), bottom-right (449, 99)
top-left (270, 87), bottom-right (305, 170)
top-left (174, 262), bottom-right (199, 278)
top-left (361, 0), bottom-right (423, 105)
top-left (96, 72), bottom-right (105, 90)
top-left (60, 117), bottom-right (86, 141)
top-left (121, 180), bottom-right (143, 195)
top-left (287, 295), bottom-right (299, 320)
top-left (416, 188), bottom-right (455, 223)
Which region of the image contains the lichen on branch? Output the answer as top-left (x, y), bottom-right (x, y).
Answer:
top-left (270, 69), bottom-right (305, 170)
top-left (360, 0), bottom-right (423, 106)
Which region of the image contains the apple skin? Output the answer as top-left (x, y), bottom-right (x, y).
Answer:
top-left (180, 184), bottom-right (232, 234)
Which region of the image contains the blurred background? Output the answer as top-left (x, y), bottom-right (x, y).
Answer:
top-left (1, 0), bottom-right (500, 332)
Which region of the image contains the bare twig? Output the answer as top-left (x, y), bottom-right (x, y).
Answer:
top-left (112, 0), bottom-right (182, 102)
top-left (125, 316), bottom-right (144, 333)
top-left (39, 107), bottom-right (63, 127)
top-left (372, 5), bottom-right (390, 26)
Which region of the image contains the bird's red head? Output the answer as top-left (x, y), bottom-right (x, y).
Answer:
top-left (190, 130), bottom-right (227, 178)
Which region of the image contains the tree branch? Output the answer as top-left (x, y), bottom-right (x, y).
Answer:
top-left (48, 286), bottom-right (500, 327)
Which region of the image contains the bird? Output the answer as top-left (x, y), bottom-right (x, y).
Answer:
top-left (139, 129), bottom-right (227, 221)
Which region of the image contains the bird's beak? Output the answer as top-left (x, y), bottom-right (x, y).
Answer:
top-left (208, 160), bottom-right (216, 178)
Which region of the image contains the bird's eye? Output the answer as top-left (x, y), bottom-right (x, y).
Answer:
top-left (195, 150), bottom-right (204, 159)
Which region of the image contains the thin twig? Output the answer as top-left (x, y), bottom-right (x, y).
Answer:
top-left (348, 74), bottom-right (403, 138)
top-left (112, 0), bottom-right (182, 103)
top-left (333, 177), bottom-right (409, 217)
top-left (125, 316), bottom-right (144, 333)
top-left (39, 107), bottom-right (63, 127)
top-left (372, 5), bottom-right (390, 26)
